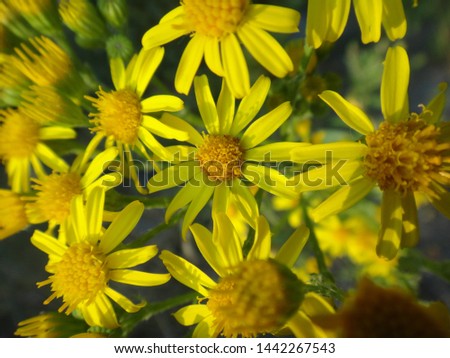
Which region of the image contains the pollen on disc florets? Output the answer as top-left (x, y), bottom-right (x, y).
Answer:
top-left (207, 259), bottom-right (304, 337)
top-left (41, 242), bottom-right (108, 314)
top-left (363, 116), bottom-right (450, 196)
top-left (27, 172), bottom-right (82, 224)
top-left (196, 134), bottom-right (244, 181)
top-left (87, 87), bottom-right (142, 145)
top-left (183, 0), bottom-right (249, 38)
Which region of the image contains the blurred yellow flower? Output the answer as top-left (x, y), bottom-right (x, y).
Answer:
top-left (292, 46), bottom-right (450, 259)
top-left (161, 213), bottom-right (334, 337)
top-left (0, 189), bottom-right (29, 240)
top-left (31, 187), bottom-right (170, 328)
top-left (142, 1), bottom-right (300, 98)
top-left (306, 0), bottom-right (407, 48)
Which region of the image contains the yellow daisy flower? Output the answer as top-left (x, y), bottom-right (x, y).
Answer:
top-left (291, 46), bottom-right (450, 259)
top-left (315, 277), bottom-right (450, 337)
top-left (31, 187), bottom-right (171, 329)
top-left (141, 1), bottom-right (300, 98)
top-left (0, 189), bottom-right (29, 240)
top-left (25, 147), bottom-right (119, 232)
top-left (160, 213), bottom-right (334, 338)
top-left (84, 46), bottom-right (187, 194)
top-left (0, 108), bottom-right (76, 193)
top-left (306, 0), bottom-right (407, 48)
top-left (148, 75), bottom-right (305, 237)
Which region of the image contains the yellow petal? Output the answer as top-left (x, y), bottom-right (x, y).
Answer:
top-left (99, 200), bottom-right (144, 254)
top-left (376, 189), bottom-right (403, 260)
top-left (217, 79), bottom-right (235, 134)
top-left (400, 190), bottom-right (419, 248)
top-left (31, 230), bottom-right (66, 257)
top-left (212, 181), bottom-right (229, 214)
top-left (148, 162), bottom-right (199, 194)
top-left (382, 0), bottom-right (407, 41)
top-left (141, 115), bottom-right (189, 141)
top-left (35, 143), bottom-right (69, 173)
top-left (80, 147), bottom-right (118, 188)
top-left (85, 186), bottom-right (105, 241)
top-left (213, 212), bottom-right (244, 269)
top-left (247, 215), bottom-right (271, 261)
top-left (246, 142), bottom-right (310, 162)
top-left (238, 23), bottom-right (293, 78)
top-left (204, 36), bottom-right (223, 76)
top-left (129, 47), bottom-right (165, 97)
top-left (160, 250), bottom-right (216, 297)
top-left (69, 194), bottom-right (87, 243)
top-left (141, 95), bottom-right (184, 113)
top-left (242, 163), bottom-right (299, 198)
top-left (229, 180), bottom-right (259, 228)
top-left (81, 294), bottom-right (119, 328)
top-left (137, 127), bottom-right (173, 161)
top-left (173, 305), bottom-right (210, 326)
top-left (426, 82), bottom-right (447, 124)
top-left (110, 57), bottom-right (126, 90)
top-left (192, 315), bottom-right (216, 337)
top-left (159, 113), bottom-right (204, 146)
top-left (275, 224), bottom-right (309, 267)
top-left (221, 33), bottom-right (250, 99)
top-left (240, 101), bottom-right (292, 149)
top-left (110, 269), bottom-right (171, 286)
top-left (287, 311), bottom-right (320, 338)
top-left (141, 13), bottom-right (189, 48)
top-left (381, 46), bottom-right (410, 123)
top-left (311, 176), bottom-right (375, 221)
top-left (319, 90), bottom-right (374, 135)
top-left (39, 127), bottom-right (76, 141)
top-left (191, 223), bottom-right (227, 277)
top-left (428, 181), bottom-right (450, 220)
top-left (175, 35), bottom-right (206, 95)
top-left (326, 0), bottom-right (351, 43)
top-left (353, 0), bottom-right (382, 43)
top-left (106, 245), bottom-right (159, 269)
top-left (290, 142), bottom-right (368, 163)
top-left (194, 75), bottom-right (220, 134)
top-left (246, 5), bottom-right (300, 33)
top-left (104, 286), bottom-right (146, 313)
top-left (230, 75), bottom-right (271, 136)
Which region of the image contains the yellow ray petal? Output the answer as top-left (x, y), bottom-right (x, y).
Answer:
top-left (212, 181), bottom-right (229, 214)
top-left (353, 0), bottom-right (382, 43)
top-left (242, 163), bottom-right (299, 198)
top-left (175, 35), bottom-right (206, 95)
top-left (160, 250), bottom-right (216, 297)
top-left (325, 0), bottom-right (351, 43)
top-left (400, 190), bottom-right (419, 248)
top-left (104, 287), bottom-right (145, 313)
top-left (134, 47), bottom-right (165, 98)
top-left (141, 14), bottom-right (189, 48)
top-left (247, 215), bottom-right (271, 261)
top-left (141, 115), bottom-right (189, 141)
top-left (81, 294), bottom-right (119, 328)
top-left (246, 5), bottom-right (300, 33)
top-left (382, 0), bottom-right (407, 41)
top-left (291, 142), bottom-right (368, 163)
top-left (217, 79), bottom-right (234, 134)
top-left (221, 33), bottom-right (250, 99)
top-left (137, 127), bottom-right (173, 161)
top-left (381, 46), bottom-right (410, 123)
top-left (213, 212), bottom-right (244, 269)
top-left (159, 113), bottom-right (203, 146)
top-left (194, 75), bottom-right (220, 134)
top-left (287, 311), bottom-right (321, 338)
top-left (229, 180), bottom-right (259, 228)
top-left (31, 230), bottom-right (66, 257)
top-left (238, 24), bottom-right (293, 78)
top-left (173, 304), bottom-right (210, 326)
top-left (85, 187), bottom-right (105, 241)
top-left (275, 224), bottom-right (309, 267)
top-left (426, 82), bottom-right (448, 124)
top-left (141, 95), bottom-right (184, 113)
top-left (99, 200), bottom-right (144, 254)
top-left (246, 142), bottom-right (311, 162)
top-left (376, 189), bottom-right (403, 260)
top-left (69, 194), bottom-right (87, 243)
top-left (80, 147), bottom-right (118, 188)
top-left (110, 57), bottom-right (125, 90)
top-left (204, 36), bottom-right (223, 76)
top-left (148, 162), bottom-right (199, 194)
top-left (310, 176), bottom-right (375, 221)
top-left (35, 143), bottom-right (69, 173)
top-left (230, 75), bottom-right (271, 136)
top-left (428, 181), bottom-right (450, 220)
top-left (106, 245), bottom-right (159, 269)
top-left (192, 315), bottom-right (216, 337)
top-left (319, 90), bottom-right (374, 135)
top-left (110, 269), bottom-right (171, 286)
top-left (240, 101), bottom-right (292, 149)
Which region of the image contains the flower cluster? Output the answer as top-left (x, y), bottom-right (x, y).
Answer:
top-left (1, 0), bottom-right (449, 338)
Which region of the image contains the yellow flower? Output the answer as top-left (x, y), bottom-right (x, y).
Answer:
top-left (84, 47), bottom-right (186, 194)
top-left (148, 75), bottom-right (305, 237)
top-left (306, 0), bottom-right (407, 48)
top-left (315, 277), bottom-right (450, 337)
top-left (141, 1), bottom-right (300, 98)
top-left (291, 46), bottom-right (450, 259)
top-left (0, 108), bottom-right (76, 192)
top-left (31, 187), bottom-right (171, 329)
top-left (15, 312), bottom-right (89, 338)
top-left (161, 213), bottom-right (334, 337)
top-left (25, 147), bottom-right (119, 232)
top-left (0, 189), bottom-right (29, 240)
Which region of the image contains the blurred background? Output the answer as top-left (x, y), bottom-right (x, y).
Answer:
top-left (1, 0), bottom-right (450, 337)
